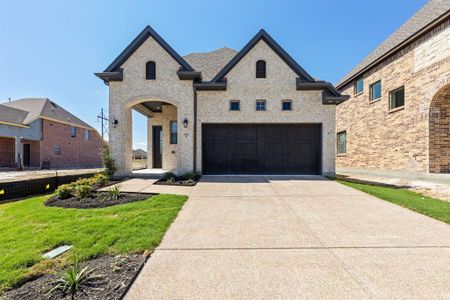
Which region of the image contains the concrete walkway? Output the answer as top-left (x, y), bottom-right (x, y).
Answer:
top-left (126, 175), bottom-right (450, 299)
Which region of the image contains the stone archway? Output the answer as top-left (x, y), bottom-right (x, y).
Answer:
top-left (429, 84), bottom-right (450, 173)
top-left (111, 96), bottom-right (181, 176)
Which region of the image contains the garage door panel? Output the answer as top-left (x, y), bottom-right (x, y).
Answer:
top-left (202, 124), bottom-right (320, 174)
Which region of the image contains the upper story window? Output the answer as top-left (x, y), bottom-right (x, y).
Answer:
top-left (256, 60), bottom-right (266, 78)
top-left (370, 80), bottom-right (382, 102)
top-left (282, 100), bottom-right (292, 111)
top-left (256, 100), bottom-right (266, 111)
top-left (70, 126), bottom-right (77, 138)
top-left (85, 129), bottom-right (90, 141)
top-left (230, 100), bottom-right (240, 111)
top-left (146, 61), bottom-right (156, 80)
top-left (337, 131), bottom-right (347, 154)
top-left (170, 121), bottom-right (178, 144)
top-left (389, 86), bottom-right (405, 110)
top-left (354, 78), bottom-right (364, 95)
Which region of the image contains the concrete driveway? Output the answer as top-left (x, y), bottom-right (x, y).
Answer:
top-left (126, 176), bottom-right (450, 299)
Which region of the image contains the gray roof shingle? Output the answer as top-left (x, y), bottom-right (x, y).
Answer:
top-left (183, 47), bottom-right (237, 81)
top-left (337, 0), bottom-right (450, 88)
top-left (1, 98), bottom-right (94, 129)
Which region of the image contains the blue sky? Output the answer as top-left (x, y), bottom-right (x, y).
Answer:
top-left (0, 0), bottom-right (427, 150)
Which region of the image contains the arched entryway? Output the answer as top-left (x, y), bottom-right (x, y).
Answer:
top-left (111, 96), bottom-right (180, 175)
top-left (429, 84), bottom-right (450, 173)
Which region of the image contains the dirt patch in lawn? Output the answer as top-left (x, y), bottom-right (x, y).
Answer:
top-left (45, 192), bottom-right (154, 209)
top-left (3, 254), bottom-right (146, 300)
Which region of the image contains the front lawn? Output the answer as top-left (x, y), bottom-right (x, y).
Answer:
top-left (0, 194), bottom-right (187, 292)
top-left (337, 179), bottom-right (450, 225)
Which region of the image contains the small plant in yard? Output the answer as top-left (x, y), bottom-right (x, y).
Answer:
top-left (75, 177), bottom-right (96, 186)
top-left (93, 173), bottom-right (109, 186)
top-left (48, 261), bottom-right (102, 296)
top-left (56, 184), bottom-right (75, 199)
top-left (74, 185), bottom-right (93, 200)
top-left (180, 171), bottom-right (200, 181)
top-left (102, 146), bottom-right (117, 178)
top-left (107, 186), bottom-right (122, 201)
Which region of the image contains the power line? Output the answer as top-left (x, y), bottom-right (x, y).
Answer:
top-left (97, 108), bottom-right (109, 140)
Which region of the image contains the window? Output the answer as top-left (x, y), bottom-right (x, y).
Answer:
top-left (256, 100), bottom-right (266, 111)
top-left (337, 131), bottom-right (347, 154)
top-left (389, 86), bottom-right (405, 110)
top-left (354, 78), bottom-right (364, 95)
top-left (85, 129), bottom-right (89, 141)
top-left (70, 126), bottom-right (77, 138)
top-left (170, 121), bottom-right (177, 144)
top-left (370, 80), bottom-right (382, 101)
top-left (256, 60), bottom-right (266, 78)
top-left (282, 100), bottom-right (292, 111)
top-left (54, 144), bottom-right (61, 155)
top-left (146, 61), bottom-right (156, 80)
top-left (230, 100), bottom-right (240, 111)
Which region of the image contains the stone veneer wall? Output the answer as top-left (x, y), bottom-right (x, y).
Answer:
top-left (197, 39), bottom-right (336, 175)
top-left (109, 36), bottom-right (194, 176)
top-left (336, 21), bottom-right (450, 174)
top-left (146, 104), bottom-right (178, 170)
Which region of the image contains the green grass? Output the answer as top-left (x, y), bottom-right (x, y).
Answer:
top-left (0, 194), bottom-right (187, 292)
top-left (336, 179), bottom-right (450, 225)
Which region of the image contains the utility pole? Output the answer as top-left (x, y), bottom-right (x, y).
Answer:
top-left (97, 108), bottom-right (109, 140)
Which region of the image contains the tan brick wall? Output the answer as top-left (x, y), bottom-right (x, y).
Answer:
top-left (429, 85), bottom-right (450, 173)
top-left (109, 35), bottom-right (194, 176)
top-left (337, 21), bottom-right (450, 174)
top-left (197, 39), bottom-right (336, 175)
top-left (146, 104), bottom-right (178, 170)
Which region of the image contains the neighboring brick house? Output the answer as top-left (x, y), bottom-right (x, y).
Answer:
top-left (96, 26), bottom-right (348, 176)
top-left (336, 0), bottom-right (450, 176)
top-left (0, 98), bottom-right (104, 169)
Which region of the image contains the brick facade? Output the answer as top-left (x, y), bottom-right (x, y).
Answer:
top-left (39, 120), bottom-right (103, 168)
top-left (429, 85), bottom-right (450, 173)
top-left (336, 20), bottom-right (450, 174)
top-left (0, 137), bottom-right (15, 167)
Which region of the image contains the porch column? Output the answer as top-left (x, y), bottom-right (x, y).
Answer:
top-left (147, 117), bottom-right (153, 168)
top-left (14, 136), bottom-right (21, 169)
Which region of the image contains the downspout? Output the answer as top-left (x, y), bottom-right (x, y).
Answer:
top-left (193, 85), bottom-right (198, 173)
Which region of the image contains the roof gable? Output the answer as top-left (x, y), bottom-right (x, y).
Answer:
top-left (2, 98), bottom-right (94, 129)
top-left (104, 25), bottom-right (194, 72)
top-left (211, 29), bottom-right (315, 83)
top-left (337, 1), bottom-right (450, 88)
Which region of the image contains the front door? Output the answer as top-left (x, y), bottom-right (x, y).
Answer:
top-left (23, 143), bottom-right (31, 167)
top-left (152, 126), bottom-right (162, 168)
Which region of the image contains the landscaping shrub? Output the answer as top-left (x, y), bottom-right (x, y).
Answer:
top-left (102, 146), bottom-right (117, 178)
top-left (49, 261), bottom-right (101, 296)
top-left (106, 186), bottom-right (121, 201)
top-left (75, 177), bottom-right (96, 186)
top-left (74, 185), bottom-right (93, 200)
top-left (92, 173), bottom-right (109, 186)
top-left (180, 171), bottom-right (200, 181)
top-left (161, 172), bottom-right (177, 181)
top-left (56, 184), bottom-right (75, 199)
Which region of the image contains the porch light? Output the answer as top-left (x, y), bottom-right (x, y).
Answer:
top-left (183, 118), bottom-right (188, 128)
top-left (112, 119), bottom-right (119, 128)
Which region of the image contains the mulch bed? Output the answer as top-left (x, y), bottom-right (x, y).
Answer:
top-left (45, 192), bottom-right (154, 209)
top-left (3, 254), bottom-right (147, 300)
top-left (154, 179), bottom-right (198, 186)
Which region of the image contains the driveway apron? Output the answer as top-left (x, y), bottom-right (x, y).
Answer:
top-left (126, 175), bottom-right (450, 299)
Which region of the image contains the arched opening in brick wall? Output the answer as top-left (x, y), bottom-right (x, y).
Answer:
top-left (129, 100), bottom-right (179, 173)
top-left (429, 84), bottom-right (450, 173)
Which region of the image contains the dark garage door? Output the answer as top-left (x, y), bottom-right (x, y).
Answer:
top-left (202, 124), bottom-right (321, 174)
